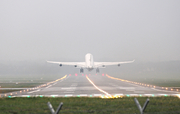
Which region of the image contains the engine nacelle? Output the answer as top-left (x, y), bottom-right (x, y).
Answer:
top-left (102, 65), bottom-right (105, 67)
top-left (118, 64), bottom-right (120, 67)
top-left (74, 65), bottom-right (77, 67)
top-left (59, 64), bottom-right (62, 67)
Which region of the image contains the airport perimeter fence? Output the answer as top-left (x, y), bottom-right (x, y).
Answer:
top-left (0, 96), bottom-right (180, 114)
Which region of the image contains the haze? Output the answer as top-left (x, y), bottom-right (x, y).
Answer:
top-left (0, 0), bottom-right (180, 82)
top-left (0, 0), bottom-right (180, 62)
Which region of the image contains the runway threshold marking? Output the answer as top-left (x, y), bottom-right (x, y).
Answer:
top-left (86, 76), bottom-right (110, 96)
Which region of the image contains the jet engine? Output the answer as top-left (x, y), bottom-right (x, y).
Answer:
top-left (118, 64), bottom-right (120, 67)
top-left (74, 65), bottom-right (77, 67)
top-left (59, 64), bottom-right (62, 67)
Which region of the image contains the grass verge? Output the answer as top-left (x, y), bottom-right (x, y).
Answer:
top-left (0, 83), bottom-right (44, 88)
top-left (0, 83), bottom-right (44, 94)
top-left (0, 96), bottom-right (180, 114)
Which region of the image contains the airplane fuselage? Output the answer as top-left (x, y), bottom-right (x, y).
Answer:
top-left (85, 53), bottom-right (94, 71)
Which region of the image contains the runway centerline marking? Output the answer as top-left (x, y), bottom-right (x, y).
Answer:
top-left (86, 76), bottom-right (110, 96)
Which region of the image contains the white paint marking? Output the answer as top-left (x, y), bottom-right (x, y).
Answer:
top-left (51, 95), bottom-right (58, 97)
top-left (20, 95), bottom-right (29, 97)
top-left (28, 89), bottom-right (40, 93)
top-left (94, 94), bottom-right (102, 96)
top-left (79, 94), bottom-right (87, 96)
top-left (46, 85), bottom-right (52, 88)
top-left (144, 94), bottom-right (153, 96)
top-left (65, 94), bottom-right (73, 96)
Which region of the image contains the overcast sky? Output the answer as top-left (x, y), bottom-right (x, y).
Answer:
top-left (0, 0), bottom-right (180, 62)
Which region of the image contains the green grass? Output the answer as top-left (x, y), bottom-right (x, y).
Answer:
top-left (0, 97), bottom-right (180, 114)
top-left (0, 83), bottom-right (44, 94)
top-left (0, 90), bottom-right (21, 94)
top-left (0, 83), bottom-right (43, 88)
top-left (131, 80), bottom-right (180, 87)
top-left (113, 73), bottom-right (180, 87)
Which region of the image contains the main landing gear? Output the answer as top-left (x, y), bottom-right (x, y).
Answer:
top-left (80, 68), bottom-right (84, 73)
top-left (96, 68), bottom-right (99, 73)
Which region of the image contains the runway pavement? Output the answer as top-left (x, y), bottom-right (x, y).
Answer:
top-left (0, 74), bottom-right (179, 98)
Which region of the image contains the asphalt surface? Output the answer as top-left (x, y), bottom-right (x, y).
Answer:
top-left (1, 74), bottom-right (179, 97)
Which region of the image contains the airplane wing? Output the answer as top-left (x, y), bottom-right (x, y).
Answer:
top-left (47, 61), bottom-right (86, 67)
top-left (94, 60), bottom-right (135, 67)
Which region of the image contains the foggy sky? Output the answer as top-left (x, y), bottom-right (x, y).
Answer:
top-left (0, 0), bottom-right (180, 62)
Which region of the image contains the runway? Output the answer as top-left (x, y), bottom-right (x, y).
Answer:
top-left (1, 74), bottom-right (179, 98)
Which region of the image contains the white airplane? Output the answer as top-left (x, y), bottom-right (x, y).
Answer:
top-left (47, 53), bottom-right (135, 73)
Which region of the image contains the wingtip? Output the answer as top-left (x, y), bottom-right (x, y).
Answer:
top-left (46, 60), bottom-right (50, 63)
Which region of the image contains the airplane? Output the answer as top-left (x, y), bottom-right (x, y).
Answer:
top-left (47, 53), bottom-right (135, 73)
